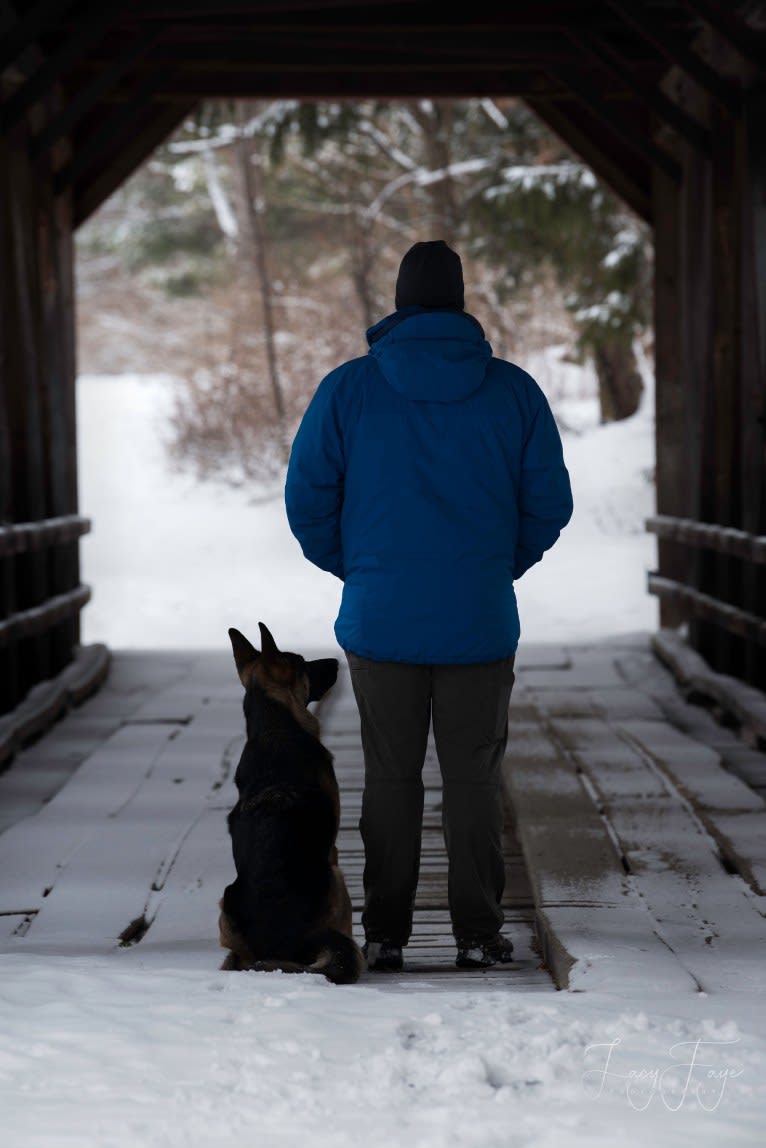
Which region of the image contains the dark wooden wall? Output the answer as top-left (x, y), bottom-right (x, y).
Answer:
top-left (651, 48), bottom-right (766, 688)
top-left (0, 76), bottom-right (85, 716)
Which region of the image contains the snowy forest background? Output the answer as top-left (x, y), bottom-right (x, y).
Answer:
top-left (73, 97), bottom-right (658, 650)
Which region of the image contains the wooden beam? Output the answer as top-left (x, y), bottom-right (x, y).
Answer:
top-left (0, 643), bottom-right (110, 765)
top-left (0, 0), bottom-right (75, 76)
top-left (53, 68), bottom-right (175, 196)
top-left (0, 3), bottom-right (123, 132)
top-left (678, 0), bottom-right (766, 69)
top-left (73, 99), bottom-right (194, 226)
top-left (135, 28), bottom-right (585, 65)
top-left (606, 0), bottom-right (741, 115)
top-left (141, 0), bottom-right (424, 11)
top-left (94, 0), bottom-right (565, 16)
top-left (678, 142), bottom-right (713, 657)
top-left (0, 128), bottom-right (19, 711)
top-left (90, 57), bottom-right (590, 79)
top-left (704, 99), bottom-right (745, 675)
top-left (749, 90), bottom-right (766, 422)
top-left (552, 65), bottom-right (682, 182)
top-left (740, 87), bottom-right (766, 683)
top-left (652, 163), bottom-right (687, 627)
top-left (647, 574), bottom-right (766, 646)
top-left (646, 515), bottom-right (766, 561)
top-left (0, 585), bottom-right (91, 648)
top-left (38, 171), bottom-right (82, 671)
top-left (130, 68), bottom-right (563, 101)
top-left (0, 514), bottom-right (90, 558)
top-left (568, 30), bottom-right (712, 154)
top-left (526, 96), bottom-right (652, 221)
top-left (4, 138), bottom-right (54, 689)
top-left (30, 26), bottom-right (163, 159)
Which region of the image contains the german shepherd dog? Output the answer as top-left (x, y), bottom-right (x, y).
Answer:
top-left (218, 623), bottom-right (364, 985)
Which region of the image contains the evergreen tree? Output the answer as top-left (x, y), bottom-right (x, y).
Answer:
top-left (455, 99), bottom-right (651, 420)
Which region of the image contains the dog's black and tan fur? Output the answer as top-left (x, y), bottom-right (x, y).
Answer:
top-left (219, 622), bottom-right (364, 985)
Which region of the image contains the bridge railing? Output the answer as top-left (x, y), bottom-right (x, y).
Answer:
top-left (646, 515), bottom-right (766, 683)
top-left (0, 515), bottom-right (92, 717)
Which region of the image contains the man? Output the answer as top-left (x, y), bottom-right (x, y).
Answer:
top-left (285, 240), bottom-right (573, 971)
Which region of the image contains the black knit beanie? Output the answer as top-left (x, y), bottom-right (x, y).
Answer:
top-left (394, 240), bottom-right (464, 311)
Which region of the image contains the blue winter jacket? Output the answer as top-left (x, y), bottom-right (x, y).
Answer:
top-left (284, 308), bottom-right (573, 664)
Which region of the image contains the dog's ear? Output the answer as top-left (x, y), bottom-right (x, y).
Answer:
top-left (228, 628), bottom-right (259, 685)
top-left (257, 622), bottom-right (280, 659)
top-left (305, 657), bottom-right (339, 703)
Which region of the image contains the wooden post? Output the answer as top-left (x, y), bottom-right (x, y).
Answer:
top-left (5, 135), bottom-right (52, 699)
top-left (40, 149), bottom-right (80, 675)
top-left (0, 80), bottom-right (82, 716)
top-left (740, 88), bottom-right (766, 688)
top-left (679, 141), bottom-right (715, 662)
top-left (652, 166), bottom-right (687, 628)
top-left (707, 101), bottom-right (744, 676)
top-left (0, 131), bottom-right (19, 712)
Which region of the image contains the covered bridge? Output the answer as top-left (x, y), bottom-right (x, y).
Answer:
top-left (1, 0), bottom-right (765, 745)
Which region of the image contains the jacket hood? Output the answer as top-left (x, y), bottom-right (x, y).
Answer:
top-left (366, 308), bottom-right (492, 402)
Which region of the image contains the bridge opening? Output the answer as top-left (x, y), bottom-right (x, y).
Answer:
top-left (2, 3), bottom-right (763, 746)
top-left (72, 96), bottom-right (658, 656)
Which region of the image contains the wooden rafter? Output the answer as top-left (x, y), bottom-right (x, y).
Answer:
top-left (124, 27), bottom-right (584, 65)
top-left (30, 25), bottom-right (164, 159)
top-left (568, 29), bottom-right (712, 154)
top-left (72, 100), bottom-right (194, 225)
top-left (0, 2), bottom-right (124, 132)
top-left (606, 0), bottom-right (741, 113)
top-left (677, 0), bottom-right (766, 69)
top-left (526, 96), bottom-right (652, 222)
top-left (0, 0), bottom-right (75, 75)
top-left (137, 0), bottom-right (424, 11)
top-left (125, 70), bottom-right (565, 101)
top-left (53, 68), bottom-right (175, 196)
top-left (551, 65), bottom-right (682, 182)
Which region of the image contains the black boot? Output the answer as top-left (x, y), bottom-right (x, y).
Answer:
top-left (363, 940), bottom-right (404, 971)
top-left (455, 933), bottom-right (514, 969)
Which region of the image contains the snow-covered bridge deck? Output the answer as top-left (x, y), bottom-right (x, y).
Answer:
top-left (1, 634), bottom-right (765, 997)
top-left (0, 647), bottom-right (548, 990)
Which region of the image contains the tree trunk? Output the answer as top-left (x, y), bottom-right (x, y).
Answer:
top-left (234, 102), bottom-right (289, 462)
top-left (408, 102), bottom-right (460, 241)
top-left (348, 213), bottom-right (377, 330)
top-left (593, 335), bottom-right (644, 422)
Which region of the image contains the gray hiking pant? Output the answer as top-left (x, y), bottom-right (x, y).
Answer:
top-left (346, 652), bottom-right (516, 946)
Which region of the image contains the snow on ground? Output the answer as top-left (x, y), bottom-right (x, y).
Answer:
top-left (6, 364), bottom-right (765, 1148)
top-left (2, 955), bottom-right (764, 1148)
top-left (75, 358), bottom-right (657, 654)
top-left (1, 950), bottom-right (766, 1148)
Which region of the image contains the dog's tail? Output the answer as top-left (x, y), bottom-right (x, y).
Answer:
top-left (303, 929), bottom-right (365, 985)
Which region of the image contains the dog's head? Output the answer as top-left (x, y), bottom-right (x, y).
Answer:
top-left (228, 623), bottom-right (338, 706)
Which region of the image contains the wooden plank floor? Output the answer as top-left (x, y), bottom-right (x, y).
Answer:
top-left (318, 664), bottom-right (549, 986)
top-left (0, 650), bottom-right (554, 991)
top-left (505, 634), bottom-right (766, 995)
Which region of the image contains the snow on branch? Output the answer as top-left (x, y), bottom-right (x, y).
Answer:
top-left (480, 98), bottom-right (509, 129)
top-left (367, 158), bottom-right (490, 217)
top-left (485, 162), bottom-right (597, 200)
top-left (169, 102), bottom-right (302, 154)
